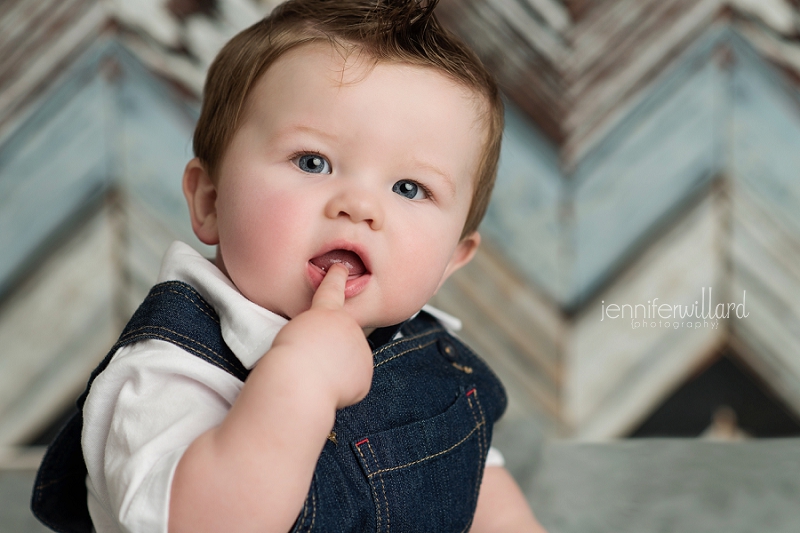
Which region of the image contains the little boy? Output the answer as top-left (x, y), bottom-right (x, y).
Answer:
top-left (33, 0), bottom-right (545, 531)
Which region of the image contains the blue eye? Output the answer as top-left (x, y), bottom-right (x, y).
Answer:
top-left (393, 180), bottom-right (427, 200)
top-left (295, 154), bottom-right (331, 174)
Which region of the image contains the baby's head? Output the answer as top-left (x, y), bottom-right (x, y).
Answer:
top-left (183, 0), bottom-right (503, 331)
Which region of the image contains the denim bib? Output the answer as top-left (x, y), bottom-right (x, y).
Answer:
top-left (32, 281), bottom-right (507, 533)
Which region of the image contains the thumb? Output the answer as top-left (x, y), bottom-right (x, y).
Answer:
top-left (311, 263), bottom-right (348, 310)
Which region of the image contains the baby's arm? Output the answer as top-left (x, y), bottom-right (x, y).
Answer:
top-left (169, 264), bottom-right (372, 533)
top-left (470, 466), bottom-right (548, 533)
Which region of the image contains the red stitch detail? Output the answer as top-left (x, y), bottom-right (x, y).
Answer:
top-left (355, 438), bottom-right (369, 446)
top-left (466, 388), bottom-right (476, 396)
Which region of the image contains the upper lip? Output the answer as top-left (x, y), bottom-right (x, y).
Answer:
top-left (309, 240), bottom-right (372, 274)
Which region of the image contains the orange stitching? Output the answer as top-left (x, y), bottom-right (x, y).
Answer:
top-left (120, 325), bottom-right (221, 359)
top-left (149, 283), bottom-right (219, 323)
top-left (374, 339), bottom-right (437, 368)
top-left (367, 441), bottom-right (390, 533)
top-left (472, 391), bottom-right (489, 453)
top-left (34, 478), bottom-right (63, 490)
top-left (158, 281), bottom-right (216, 313)
top-left (373, 328), bottom-right (440, 356)
top-left (296, 488), bottom-right (309, 532)
top-left (308, 485), bottom-right (317, 533)
top-left (365, 420), bottom-right (484, 477)
top-left (116, 333), bottom-right (236, 376)
top-left (467, 394), bottom-right (484, 509)
top-left (356, 444), bottom-right (382, 531)
top-left (147, 290), bottom-right (217, 323)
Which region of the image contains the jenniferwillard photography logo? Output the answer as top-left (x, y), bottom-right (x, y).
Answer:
top-left (600, 287), bottom-right (748, 329)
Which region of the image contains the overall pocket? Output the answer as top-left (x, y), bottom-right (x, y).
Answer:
top-left (351, 387), bottom-right (489, 533)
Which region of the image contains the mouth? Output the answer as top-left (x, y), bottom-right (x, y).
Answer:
top-left (309, 249), bottom-right (368, 279)
top-left (307, 244), bottom-right (372, 299)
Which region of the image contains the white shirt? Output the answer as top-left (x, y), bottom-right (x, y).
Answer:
top-left (82, 241), bottom-right (502, 533)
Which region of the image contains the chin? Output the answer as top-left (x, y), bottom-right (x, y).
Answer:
top-left (345, 295), bottom-right (427, 331)
top-left (356, 311), bottom-right (416, 331)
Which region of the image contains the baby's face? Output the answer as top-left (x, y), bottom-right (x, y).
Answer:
top-left (201, 42), bottom-right (485, 330)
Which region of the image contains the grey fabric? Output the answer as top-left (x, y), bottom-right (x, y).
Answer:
top-left (523, 439), bottom-right (800, 533)
top-left (0, 470), bottom-right (49, 533)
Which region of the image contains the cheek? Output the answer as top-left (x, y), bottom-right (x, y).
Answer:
top-left (391, 231), bottom-right (457, 294)
top-left (217, 185), bottom-right (309, 278)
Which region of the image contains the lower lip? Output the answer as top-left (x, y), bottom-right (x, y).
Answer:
top-left (307, 262), bottom-right (371, 299)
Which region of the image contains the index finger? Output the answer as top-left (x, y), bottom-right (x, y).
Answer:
top-left (311, 263), bottom-right (348, 310)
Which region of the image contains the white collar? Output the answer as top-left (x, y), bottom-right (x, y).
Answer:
top-left (157, 241), bottom-right (288, 370)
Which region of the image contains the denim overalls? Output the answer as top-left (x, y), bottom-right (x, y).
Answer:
top-left (32, 281), bottom-right (507, 533)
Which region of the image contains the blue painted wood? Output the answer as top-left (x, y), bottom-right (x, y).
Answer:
top-left (731, 36), bottom-right (800, 234)
top-left (727, 34), bottom-right (800, 406)
top-left (571, 56), bottom-right (722, 307)
top-left (0, 40), bottom-right (210, 299)
top-left (112, 44), bottom-right (200, 245)
top-left (0, 66), bottom-right (111, 297)
top-left (481, 100), bottom-right (564, 301)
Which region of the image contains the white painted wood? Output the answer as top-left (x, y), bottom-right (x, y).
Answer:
top-left (0, 210), bottom-right (118, 446)
top-left (729, 0), bottom-right (796, 35)
top-left (109, 0), bottom-right (182, 49)
top-left (3, 0), bottom-right (800, 449)
top-left (739, 20), bottom-right (800, 74)
top-left (729, 191), bottom-right (800, 415)
top-left (567, 196), bottom-right (724, 438)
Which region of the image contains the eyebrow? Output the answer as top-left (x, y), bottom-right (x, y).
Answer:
top-left (274, 124), bottom-right (338, 142)
top-left (411, 159), bottom-right (456, 195)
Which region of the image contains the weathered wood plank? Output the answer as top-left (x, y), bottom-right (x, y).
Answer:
top-left (0, 71), bottom-right (112, 298)
top-left (481, 102), bottom-right (565, 301)
top-left (0, 209), bottom-right (118, 446)
top-left (570, 55), bottom-right (722, 306)
top-left (567, 196), bottom-right (724, 438)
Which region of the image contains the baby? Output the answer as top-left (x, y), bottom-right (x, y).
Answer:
top-left (33, 0), bottom-right (545, 531)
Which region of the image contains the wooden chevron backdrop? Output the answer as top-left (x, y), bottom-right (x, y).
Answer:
top-left (1, 0), bottom-right (799, 447)
top-left (431, 0), bottom-right (800, 439)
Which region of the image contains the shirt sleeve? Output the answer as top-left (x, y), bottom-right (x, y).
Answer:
top-left (82, 339), bottom-right (244, 533)
top-left (485, 446), bottom-right (505, 468)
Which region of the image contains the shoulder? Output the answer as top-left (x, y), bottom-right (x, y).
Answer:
top-left (82, 338), bottom-right (244, 452)
top-left (408, 309), bottom-right (508, 423)
top-left (90, 337), bottom-right (244, 400)
top-left (82, 338), bottom-right (238, 532)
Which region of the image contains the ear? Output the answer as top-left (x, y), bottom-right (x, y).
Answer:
top-left (182, 158), bottom-right (220, 245)
top-left (436, 231), bottom-right (481, 292)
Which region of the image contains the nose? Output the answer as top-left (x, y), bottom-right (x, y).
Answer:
top-left (324, 188), bottom-right (384, 230)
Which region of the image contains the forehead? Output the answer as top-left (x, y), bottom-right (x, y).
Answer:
top-left (249, 40), bottom-right (485, 113)
top-left (241, 42), bottom-right (487, 192)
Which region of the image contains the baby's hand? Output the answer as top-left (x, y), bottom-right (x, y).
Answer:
top-left (271, 264), bottom-right (373, 409)
top-left (170, 265), bottom-right (371, 533)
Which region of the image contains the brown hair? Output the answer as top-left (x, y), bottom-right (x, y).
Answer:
top-left (193, 0), bottom-right (503, 238)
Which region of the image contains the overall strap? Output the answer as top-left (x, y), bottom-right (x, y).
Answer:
top-left (83, 280), bottom-right (250, 402)
top-left (32, 280), bottom-right (246, 533)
